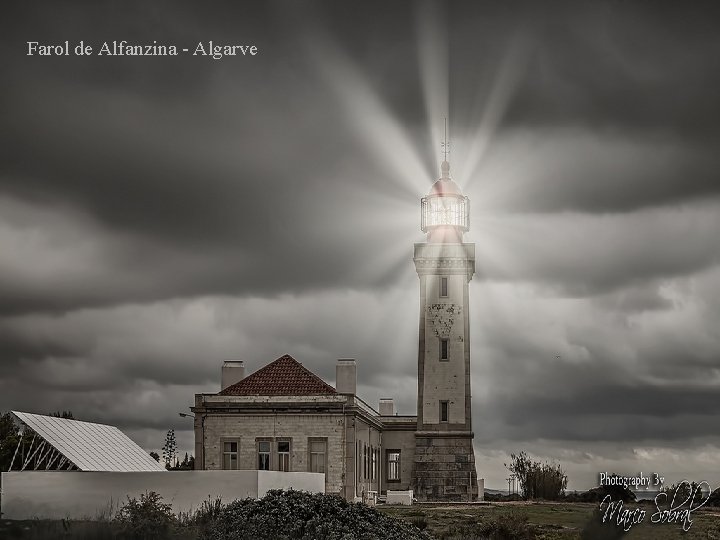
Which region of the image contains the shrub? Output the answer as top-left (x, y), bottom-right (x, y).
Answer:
top-left (114, 491), bottom-right (176, 539)
top-left (202, 489), bottom-right (431, 540)
top-left (707, 487), bottom-right (720, 507)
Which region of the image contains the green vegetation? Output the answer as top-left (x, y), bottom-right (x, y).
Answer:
top-left (506, 451), bottom-right (568, 501)
top-left (162, 429), bottom-right (178, 470)
top-left (3, 492), bottom-right (720, 539)
top-left (0, 411), bottom-right (77, 473)
top-left (114, 491), bottom-right (177, 539)
top-left (0, 490), bottom-right (430, 540)
top-left (379, 502), bottom-right (720, 540)
top-left (203, 489), bottom-right (431, 540)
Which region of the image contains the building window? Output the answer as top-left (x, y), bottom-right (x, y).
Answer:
top-left (258, 440), bottom-right (271, 470)
top-left (440, 338), bottom-right (449, 361)
top-left (363, 444), bottom-right (367, 479)
top-left (309, 439), bottom-right (326, 474)
top-left (440, 400), bottom-right (449, 422)
top-left (371, 447), bottom-right (377, 480)
top-left (222, 441), bottom-right (239, 470)
top-left (277, 440), bottom-right (290, 472)
top-left (387, 450), bottom-right (401, 482)
top-left (440, 276), bottom-right (448, 297)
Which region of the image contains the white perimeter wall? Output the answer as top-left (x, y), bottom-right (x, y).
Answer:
top-left (0, 470), bottom-right (324, 520)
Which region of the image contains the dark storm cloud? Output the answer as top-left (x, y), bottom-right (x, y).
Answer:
top-left (451, 2), bottom-right (720, 136)
top-left (451, 2), bottom-right (720, 212)
top-left (466, 131), bottom-right (720, 214)
top-left (470, 202), bottom-right (720, 297)
top-left (471, 265), bottom-right (720, 450)
top-left (0, 289), bottom-right (421, 436)
top-left (2, 0), bottom-right (720, 487)
top-left (2, 1), bottom-right (719, 314)
top-left (0, 1), bottom-right (426, 314)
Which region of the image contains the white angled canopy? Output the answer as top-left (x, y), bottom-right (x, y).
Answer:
top-left (11, 411), bottom-right (165, 472)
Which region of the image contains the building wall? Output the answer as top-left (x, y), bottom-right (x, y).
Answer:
top-left (422, 273), bottom-right (467, 425)
top-left (349, 415), bottom-right (382, 499)
top-left (0, 470), bottom-right (324, 520)
top-left (414, 242), bottom-right (475, 433)
top-left (202, 413), bottom-right (345, 495)
top-left (380, 426), bottom-right (416, 493)
top-left (196, 394), bottom-right (397, 501)
top-left (413, 242), bottom-right (478, 501)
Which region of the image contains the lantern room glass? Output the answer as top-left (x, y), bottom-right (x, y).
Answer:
top-left (421, 194), bottom-right (470, 233)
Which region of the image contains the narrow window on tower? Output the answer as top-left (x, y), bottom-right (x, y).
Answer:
top-left (440, 276), bottom-right (448, 297)
top-left (440, 338), bottom-right (449, 361)
top-left (440, 400), bottom-right (449, 422)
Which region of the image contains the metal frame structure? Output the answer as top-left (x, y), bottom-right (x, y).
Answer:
top-left (7, 411), bottom-right (165, 472)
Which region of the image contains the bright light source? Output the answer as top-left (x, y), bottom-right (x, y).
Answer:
top-left (421, 194), bottom-right (470, 232)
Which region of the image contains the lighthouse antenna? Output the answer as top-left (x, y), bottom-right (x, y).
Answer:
top-left (441, 117), bottom-right (449, 162)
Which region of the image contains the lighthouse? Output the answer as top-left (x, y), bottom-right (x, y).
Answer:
top-left (413, 147), bottom-right (478, 501)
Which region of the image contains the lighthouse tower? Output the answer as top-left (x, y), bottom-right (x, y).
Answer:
top-left (413, 152), bottom-right (478, 501)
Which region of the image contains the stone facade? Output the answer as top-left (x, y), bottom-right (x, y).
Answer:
top-left (414, 433), bottom-right (478, 501)
top-left (412, 161), bottom-right (479, 502)
top-left (192, 387), bottom-right (417, 500)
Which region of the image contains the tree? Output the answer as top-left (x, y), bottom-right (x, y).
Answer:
top-left (0, 412), bottom-right (21, 472)
top-left (1, 410), bottom-right (77, 472)
top-left (173, 452), bottom-right (195, 471)
top-left (149, 451), bottom-right (160, 462)
top-left (161, 429), bottom-right (177, 470)
top-left (505, 451), bottom-right (568, 500)
top-left (662, 481), bottom-right (697, 503)
top-left (50, 411), bottom-right (75, 419)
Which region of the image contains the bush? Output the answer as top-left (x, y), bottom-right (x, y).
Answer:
top-left (505, 451), bottom-right (568, 501)
top-left (202, 489), bottom-right (431, 540)
top-left (114, 491), bottom-right (177, 539)
top-left (707, 487), bottom-right (720, 507)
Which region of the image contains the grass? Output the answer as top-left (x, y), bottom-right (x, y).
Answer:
top-left (378, 501), bottom-right (720, 539)
top-left (4, 500), bottom-right (720, 539)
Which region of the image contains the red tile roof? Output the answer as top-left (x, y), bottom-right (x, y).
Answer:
top-left (219, 354), bottom-right (337, 396)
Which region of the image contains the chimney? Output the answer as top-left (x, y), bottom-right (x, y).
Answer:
top-left (335, 359), bottom-right (356, 394)
top-left (379, 398), bottom-right (394, 416)
top-left (221, 361), bottom-right (245, 391)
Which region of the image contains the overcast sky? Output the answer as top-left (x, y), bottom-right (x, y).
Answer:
top-left (2, 0), bottom-right (720, 490)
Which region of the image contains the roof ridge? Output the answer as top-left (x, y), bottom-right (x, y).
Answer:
top-left (219, 354), bottom-right (337, 396)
